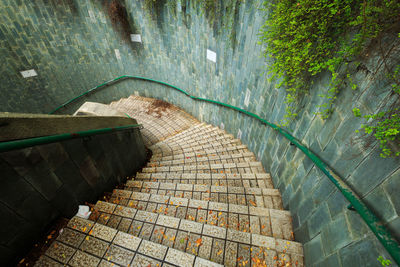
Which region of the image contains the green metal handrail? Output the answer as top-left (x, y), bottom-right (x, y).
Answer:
top-left (50, 75), bottom-right (400, 264)
top-left (0, 124), bottom-right (142, 153)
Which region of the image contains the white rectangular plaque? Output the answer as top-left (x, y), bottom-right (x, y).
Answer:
top-left (130, 34), bottom-right (142, 43)
top-left (20, 69), bottom-right (37, 78)
top-left (114, 49), bottom-right (121, 60)
top-left (99, 13), bottom-right (107, 24)
top-left (244, 89), bottom-right (251, 107)
top-left (88, 10), bottom-right (96, 22)
top-left (237, 129), bottom-right (242, 139)
top-left (207, 49), bottom-right (217, 63)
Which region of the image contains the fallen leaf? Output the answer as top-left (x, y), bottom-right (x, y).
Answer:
top-left (195, 238), bottom-right (203, 247)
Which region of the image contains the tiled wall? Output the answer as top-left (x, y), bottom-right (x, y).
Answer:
top-left (0, 0), bottom-right (399, 265)
top-left (0, 128), bottom-right (146, 264)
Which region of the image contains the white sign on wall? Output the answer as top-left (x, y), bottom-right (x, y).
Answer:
top-left (220, 122), bottom-right (225, 130)
top-left (20, 69), bottom-right (37, 78)
top-left (237, 129), bottom-right (242, 139)
top-left (207, 49), bottom-right (217, 63)
top-left (244, 89), bottom-right (251, 107)
top-left (99, 13), bottom-right (107, 24)
top-left (115, 49), bottom-right (121, 60)
top-left (130, 34), bottom-right (142, 43)
top-left (88, 10), bottom-right (96, 22)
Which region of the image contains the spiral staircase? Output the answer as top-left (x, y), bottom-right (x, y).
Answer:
top-left (34, 95), bottom-right (303, 267)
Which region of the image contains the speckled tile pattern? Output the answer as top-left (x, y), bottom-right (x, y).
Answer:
top-left (68, 250), bottom-right (100, 267)
top-left (44, 241), bottom-right (75, 264)
top-left (35, 219), bottom-right (223, 267)
top-left (36, 96), bottom-right (302, 267)
top-left (110, 96), bottom-right (200, 147)
top-left (79, 236), bottom-right (109, 257)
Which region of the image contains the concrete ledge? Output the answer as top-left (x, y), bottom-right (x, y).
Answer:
top-left (73, 102), bottom-right (127, 117)
top-left (0, 112), bottom-right (137, 141)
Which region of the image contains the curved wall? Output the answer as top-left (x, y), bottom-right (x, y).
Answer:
top-left (0, 0), bottom-right (399, 265)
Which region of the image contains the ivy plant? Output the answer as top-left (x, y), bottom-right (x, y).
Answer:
top-left (377, 256), bottom-right (392, 266)
top-left (353, 65), bottom-right (400, 158)
top-left (259, 0), bottom-right (400, 157)
top-left (259, 0), bottom-right (400, 120)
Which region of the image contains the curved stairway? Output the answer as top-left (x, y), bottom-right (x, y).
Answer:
top-left (35, 96), bottom-right (304, 267)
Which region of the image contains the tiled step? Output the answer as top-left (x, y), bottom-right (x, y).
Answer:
top-left (150, 144), bottom-right (251, 159)
top-left (134, 114), bottom-right (197, 145)
top-left (151, 150), bottom-right (255, 161)
top-left (115, 97), bottom-right (198, 126)
top-left (151, 133), bottom-right (238, 152)
top-left (140, 161), bottom-right (265, 174)
top-left (134, 172), bottom-right (274, 188)
top-left (110, 97), bottom-right (200, 146)
top-left (153, 126), bottom-right (229, 145)
top-left (150, 141), bottom-right (244, 157)
top-left (147, 152), bottom-right (256, 167)
top-left (91, 201), bottom-right (303, 266)
top-left (35, 216), bottom-right (221, 267)
top-left (121, 181), bottom-right (283, 209)
top-left (150, 139), bottom-right (244, 157)
top-left (100, 190), bottom-right (293, 240)
top-left (163, 130), bottom-right (230, 144)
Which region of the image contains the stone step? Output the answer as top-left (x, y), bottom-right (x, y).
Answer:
top-left (151, 139), bottom-right (244, 157)
top-left (115, 98), bottom-right (198, 127)
top-left (151, 138), bottom-right (242, 155)
top-left (91, 201), bottom-right (303, 266)
top-left (109, 97), bottom-right (200, 145)
top-left (163, 129), bottom-right (229, 144)
top-left (151, 133), bottom-right (236, 151)
top-left (122, 181), bottom-right (283, 209)
top-left (153, 125), bottom-right (228, 145)
top-left (101, 190), bottom-right (293, 240)
top-left (147, 152), bottom-right (256, 167)
top-left (133, 172), bottom-right (274, 188)
top-left (151, 144), bottom-right (251, 159)
top-left (151, 150), bottom-right (255, 162)
top-left (140, 161), bottom-right (265, 174)
top-left (35, 216), bottom-right (222, 267)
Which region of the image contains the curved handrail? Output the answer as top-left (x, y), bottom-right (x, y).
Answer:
top-left (49, 75), bottom-right (400, 264)
top-left (0, 123), bottom-right (142, 153)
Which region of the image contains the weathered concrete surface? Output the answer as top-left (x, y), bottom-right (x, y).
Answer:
top-left (73, 101), bottom-right (127, 116)
top-left (0, 112), bottom-right (137, 141)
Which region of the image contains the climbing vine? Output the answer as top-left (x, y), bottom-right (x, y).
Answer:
top-left (377, 255), bottom-right (392, 266)
top-left (259, 0), bottom-right (400, 157)
top-left (353, 64), bottom-right (400, 158)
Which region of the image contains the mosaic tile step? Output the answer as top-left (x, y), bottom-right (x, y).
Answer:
top-left (35, 216), bottom-right (222, 267)
top-left (120, 182), bottom-right (283, 209)
top-left (133, 172), bottom-right (274, 188)
top-left (90, 202), bottom-right (303, 266)
top-left (96, 189), bottom-right (293, 240)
